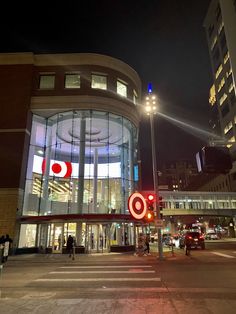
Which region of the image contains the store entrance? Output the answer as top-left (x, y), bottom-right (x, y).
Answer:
top-left (52, 223), bottom-right (64, 253)
top-left (86, 224), bottom-right (109, 253)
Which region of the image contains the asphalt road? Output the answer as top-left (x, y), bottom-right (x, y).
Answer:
top-left (0, 241), bottom-right (236, 313)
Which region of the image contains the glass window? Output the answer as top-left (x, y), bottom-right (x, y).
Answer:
top-left (39, 75), bottom-right (55, 89)
top-left (65, 74), bottom-right (80, 89)
top-left (133, 90), bottom-right (138, 105)
top-left (91, 74), bottom-right (107, 90)
top-left (18, 224), bottom-right (37, 247)
top-left (117, 80), bottom-right (127, 97)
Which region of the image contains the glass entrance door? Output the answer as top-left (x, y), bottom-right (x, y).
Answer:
top-left (86, 224), bottom-right (109, 253)
top-left (52, 223), bottom-right (64, 253)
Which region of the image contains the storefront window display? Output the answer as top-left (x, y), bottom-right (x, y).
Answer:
top-left (23, 110), bottom-right (138, 216)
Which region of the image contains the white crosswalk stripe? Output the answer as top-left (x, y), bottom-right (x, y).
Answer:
top-left (211, 252), bottom-right (236, 258)
top-left (50, 270), bottom-right (155, 274)
top-left (35, 278), bottom-right (161, 282)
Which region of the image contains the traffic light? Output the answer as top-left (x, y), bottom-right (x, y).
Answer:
top-left (145, 210), bottom-right (154, 222)
top-left (158, 196), bottom-right (164, 219)
top-left (147, 193), bottom-right (155, 211)
top-left (196, 146), bottom-right (232, 174)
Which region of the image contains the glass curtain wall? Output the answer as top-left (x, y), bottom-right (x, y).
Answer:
top-left (23, 110), bottom-right (138, 216)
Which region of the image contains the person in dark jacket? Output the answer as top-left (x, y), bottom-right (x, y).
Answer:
top-left (66, 235), bottom-right (74, 258)
top-left (0, 235), bottom-right (5, 263)
top-left (3, 234), bottom-right (13, 262)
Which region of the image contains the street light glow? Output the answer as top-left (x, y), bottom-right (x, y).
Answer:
top-left (144, 86), bottom-right (163, 261)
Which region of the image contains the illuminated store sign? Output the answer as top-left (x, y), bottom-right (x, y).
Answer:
top-left (33, 155), bottom-right (121, 178)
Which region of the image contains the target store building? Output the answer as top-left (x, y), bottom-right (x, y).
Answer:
top-left (0, 52), bottom-right (144, 254)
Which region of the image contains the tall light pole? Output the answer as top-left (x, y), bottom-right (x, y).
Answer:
top-left (145, 84), bottom-right (163, 260)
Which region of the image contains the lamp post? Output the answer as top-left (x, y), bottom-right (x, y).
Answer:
top-left (145, 85), bottom-right (163, 260)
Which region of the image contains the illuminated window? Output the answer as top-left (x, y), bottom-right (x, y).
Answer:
top-left (218, 78), bottom-right (225, 92)
top-left (18, 224), bottom-right (37, 247)
top-left (226, 68), bottom-right (232, 78)
top-left (39, 74), bottom-right (55, 89)
top-left (133, 89), bottom-right (138, 105)
top-left (224, 51), bottom-right (229, 64)
top-left (229, 83), bottom-right (234, 93)
top-left (91, 74), bottom-right (107, 90)
top-left (227, 136), bottom-right (235, 148)
top-left (218, 21), bottom-right (224, 34)
top-left (209, 85), bottom-right (216, 106)
top-left (219, 93), bottom-right (227, 106)
top-left (117, 80), bottom-right (127, 97)
top-left (224, 121), bottom-right (233, 134)
top-left (211, 36), bottom-right (217, 50)
top-left (215, 64), bottom-right (223, 79)
top-left (65, 74), bottom-right (80, 89)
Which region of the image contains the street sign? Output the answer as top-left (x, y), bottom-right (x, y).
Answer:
top-left (155, 219), bottom-right (163, 228)
top-left (128, 192), bottom-right (147, 220)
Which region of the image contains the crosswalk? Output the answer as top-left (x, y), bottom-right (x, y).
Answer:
top-left (32, 263), bottom-right (162, 289)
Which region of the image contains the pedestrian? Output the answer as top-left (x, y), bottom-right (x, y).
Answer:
top-left (144, 234), bottom-right (151, 255)
top-left (66, 235), bottom-right (74, 258)
top-left (0, 235), bottom-right (5, 264)
top-left (3, 234), bottom-right (13, 262)
top-left (134, 233), bottom-right (147, 256)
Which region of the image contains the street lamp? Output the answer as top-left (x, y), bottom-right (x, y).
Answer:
top-left (145, 85), bottom-right (163, 260)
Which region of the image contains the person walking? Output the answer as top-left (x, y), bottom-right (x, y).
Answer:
top-left (145, 234), bottom-right (151, 255)
top-left (3, 234), bottom-right (13, 263)
top-left (66, 235), bottom-right (74, 258)
top-left (0, 235), bottom-right (5, 264)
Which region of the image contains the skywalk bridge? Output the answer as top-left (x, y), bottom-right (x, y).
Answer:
top-left (160, 191), bottom-right (236, 217)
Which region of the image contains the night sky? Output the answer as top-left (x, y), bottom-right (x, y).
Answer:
top-left (1, 0), bottom-right (212, 188)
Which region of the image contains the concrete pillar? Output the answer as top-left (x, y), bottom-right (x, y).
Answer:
top-left (77, 114), bottom-right (86, 214)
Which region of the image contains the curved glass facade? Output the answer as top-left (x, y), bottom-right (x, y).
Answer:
top-left (23, 110), bottom-right (138, 216)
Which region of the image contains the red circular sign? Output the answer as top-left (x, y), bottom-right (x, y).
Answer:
top-left (128, 192), bottom-right (147, 220)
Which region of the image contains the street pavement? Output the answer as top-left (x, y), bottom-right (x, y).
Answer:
top-left (0, 241), bottom-right (236, 313)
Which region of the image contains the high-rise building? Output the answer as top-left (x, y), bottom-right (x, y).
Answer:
top-left (204, 0), bottom-right (236, 190)
top-left (0, 52), bottom-right (142, 253)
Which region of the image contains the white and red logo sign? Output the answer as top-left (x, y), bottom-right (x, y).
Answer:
top-left (128, 192), bottom-right (147, 220)
top-left (42, 159), bottom-right (72, 178)
top-left (32, 155), bottom-right (121, 179)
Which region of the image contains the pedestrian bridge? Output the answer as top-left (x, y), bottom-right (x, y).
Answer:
top-left (160, 191), bottom-right (236, 217)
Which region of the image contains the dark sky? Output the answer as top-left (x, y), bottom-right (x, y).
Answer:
top-left (0, 0), bottom-right (213, 187)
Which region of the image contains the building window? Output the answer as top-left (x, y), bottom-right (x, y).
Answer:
top-left (219, 93), bottom-right (227, 106)
top-left (117, 80), bottom-right (127, 97)
top-left (218, 77), bottom-right (225, 92)
top-left (224, 51), bottom-right (229, 64)
top-left (221, 104), bottom-right (229, 117)
top-left (133, 89), bottom-right (138, 105)
top-left (215, 64), bottom-right (223, 79)
top-left (218, 21), bottom-right (224, 34)
top-left (39, 74), bottom-right (55, 89)
top-left (65, 74), bottom-right (80, 89)
top-left (91, 74), bottom-right (107, 90)
top-left (210, 35), bottom-right (217, 51)
top-left (18, 224), bottom-right (37, 247)
top-left (224, 121), bottom-right (233, 134)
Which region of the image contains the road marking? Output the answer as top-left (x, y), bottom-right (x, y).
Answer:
top-left (35, 278), bottom-right (161, 282)
top-left (60, 265), bottom-right (152, 268)
top-left (50, 270), bottom-right (155, 274)
top-left (211, 252), bottom-right (236, 258)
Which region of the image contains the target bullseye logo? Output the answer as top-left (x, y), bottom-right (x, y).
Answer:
top-left (128, 192), bottom-right (147, 220)
top-left (42, 159), bottom-right (72, 178)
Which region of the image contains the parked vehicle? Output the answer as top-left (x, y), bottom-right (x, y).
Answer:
top-left (205, 232), bottom-right (220, 240)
